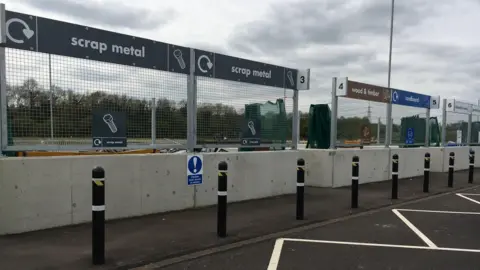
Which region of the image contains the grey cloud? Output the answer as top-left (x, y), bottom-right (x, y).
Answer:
top-left (397, 41), bottom-right (480, 81)
top-left (19, 0), bottom-right (175, 31)
top-left (185, 42), bottom-right (229, 55)
top-left (228, 0), bottom-right (435, 56)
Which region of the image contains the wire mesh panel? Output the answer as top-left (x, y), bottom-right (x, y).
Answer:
top-left (391, 105), bottom-right (428, 146)
top-left (5, 48), bottom-right (188, 149)
top-left (2, 8), bottom-right (304, 152)
top-left (443, 99), bottom-right (480, 146)
top-left (6, 49), bottom-right (50, 147)
top-left (445, 110), bottom-right (470, 145)
top-left (196, 77), bottom-right (293, 147)
top-left (299, 109), bottom-right (309, 144)
top-left (337, 98), bottom-right (386, 146)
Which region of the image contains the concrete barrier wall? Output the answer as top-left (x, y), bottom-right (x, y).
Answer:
top-left (299, 149), bottom-right (334, 187)
top-left (0, 151), bottom-right (297, 235)
top-left (429, 147), bottom-right (445, 172)
top-left (1, 146), bottom-right (478, 235)
top-left (429, 146), bottom-right (479, 173)
top-left (195, 151), bottom-right (297, 207)
top-left (301, 146), bottom-right (476, 188)
top-left (331, 148), bottom-right (390, 187)
top-left (391, 148), bottom-right (430, 179)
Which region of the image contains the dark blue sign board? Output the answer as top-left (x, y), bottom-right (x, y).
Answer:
top-left (5, 10), bottom-right (299, 90)
top-left (241, 118), bottom-right (261, 146)
top-left (391, 88), bottom-right (431, 109)
top-left (92, 110), bottom-right (127, 147)
top-left (405, 127), bottom-right (414, 145)
top-left (214, 53), bottom-right (287, 88)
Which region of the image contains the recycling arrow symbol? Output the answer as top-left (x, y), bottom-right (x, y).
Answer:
top-left (6, 17), bottom-right (35, 44)
top-left (197, 55), bottom-right (213, 73)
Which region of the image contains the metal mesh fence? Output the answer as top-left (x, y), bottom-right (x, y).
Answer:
top-left (299, 109), bottom-right (309, 144)
top-left (391, 105), bottom-right (428, 146)
top-left (196, 77), bottom-right (293, 146)
top-left (445, 111), bottom-right (469, 145)
top-left (336, 97), bottom-right (386, 146)
top-left (6, 48), bottom-right (188, 148)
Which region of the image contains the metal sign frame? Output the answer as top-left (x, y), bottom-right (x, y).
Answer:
top-left (0, 3), bottom-right (311, 152)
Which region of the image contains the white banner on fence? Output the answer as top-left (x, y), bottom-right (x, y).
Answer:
top-left (446, 99), bottom-right (472, 115)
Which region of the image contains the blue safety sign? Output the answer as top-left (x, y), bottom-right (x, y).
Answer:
top-left (187, 154), bottom-right (203, 185)
top-left (405, 128), bottom-right (414, 145)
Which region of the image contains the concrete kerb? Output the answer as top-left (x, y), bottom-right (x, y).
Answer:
top-left (131, 184), bottom-right (480, 270)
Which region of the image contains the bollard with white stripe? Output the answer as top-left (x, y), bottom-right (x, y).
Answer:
top-left (391, 154), bottom-right (399, 200)
top-left (423, 153), bottom-right (430, 193)
top-left (217, 161), bottom-right (228, 238)
top-left (448, 152), bottom-right (454, 188)
top-left (351, 156), bottom-right (359, 209)
top-left (92, 166), bottom-right (105, 265)
top-left (296, 158), bottom-right (305, 220)
top-left (469, 149), bottom-right (475, 184)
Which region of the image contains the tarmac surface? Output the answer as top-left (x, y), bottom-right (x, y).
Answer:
top-left (153, 188), bottom-right (480, 270)
top-left (1, 169), bottom-right (480, 270)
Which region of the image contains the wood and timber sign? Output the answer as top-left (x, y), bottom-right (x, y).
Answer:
top-left (335, 77), bottom-right (391, 103)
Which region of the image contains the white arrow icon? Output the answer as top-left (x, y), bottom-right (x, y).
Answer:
top-left (6, 18), bottom-right (35, 44)
top-left (197, 55), bottom-right (213, 73)
top-left (93, 138), bottom-right (102, 146)
top-left (392, 91), bottom-right (399, 102)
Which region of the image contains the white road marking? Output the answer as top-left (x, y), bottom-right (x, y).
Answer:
top-left (395, 208), bottom-right (480, 215)
top-left (457, 193), bottom-right (480, 196)
top-left (281, 238), bottom-right (480, 253)
top-left (267, 238), bottom-right (285, 270)
top-left (392, 209), bottom-right (437, 248)
top-left (457, 193), bottom-right (480, 205)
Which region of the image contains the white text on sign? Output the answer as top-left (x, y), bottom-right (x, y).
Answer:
top-left (71, 37), bottom-right (146, 58)
top-left (231, 66), bottom-right (272, 79)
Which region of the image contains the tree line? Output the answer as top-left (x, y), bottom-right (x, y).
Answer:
top-left (6, 78), bottom-right (465, 142)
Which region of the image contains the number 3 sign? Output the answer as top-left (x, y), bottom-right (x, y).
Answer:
top-left (296, 69), bottom-right (310, 90)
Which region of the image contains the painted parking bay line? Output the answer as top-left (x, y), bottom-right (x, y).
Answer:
top-left (267, 238), bottom-right (480, 270)
top-left (456, 193), bottom-right (480, 205)
top-left (392, 209), bottom-right (437, 248)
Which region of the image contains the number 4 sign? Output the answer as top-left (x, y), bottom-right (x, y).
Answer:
top-left (296, 69), bottom-right (310, 90)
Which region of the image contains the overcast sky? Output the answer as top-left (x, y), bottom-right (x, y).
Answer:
top-left (3, 0), bottom-right (480, 125)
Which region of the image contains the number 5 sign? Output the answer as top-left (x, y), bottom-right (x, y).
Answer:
top-left (430, 95), bottom-right (440, 109)
top-left (296, 68), bottom-right (310, 90)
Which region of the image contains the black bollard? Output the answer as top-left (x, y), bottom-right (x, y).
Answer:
top-left (469, 150), bottom-right (475, 184)
top-left (448, 152), bottom-right (455, 187)
top-left (392, 154), bottom-right (399, 200)
top-left (296, 158), bottom-right (305, 220)
top-left (352, 156), bottom-right (359, 209)
top-left (92, 166), bottom-right (105, 265)
top-left (217, 161), bottom-right (228, 238)
top-left (423, 153), bottom-right (430, 193)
